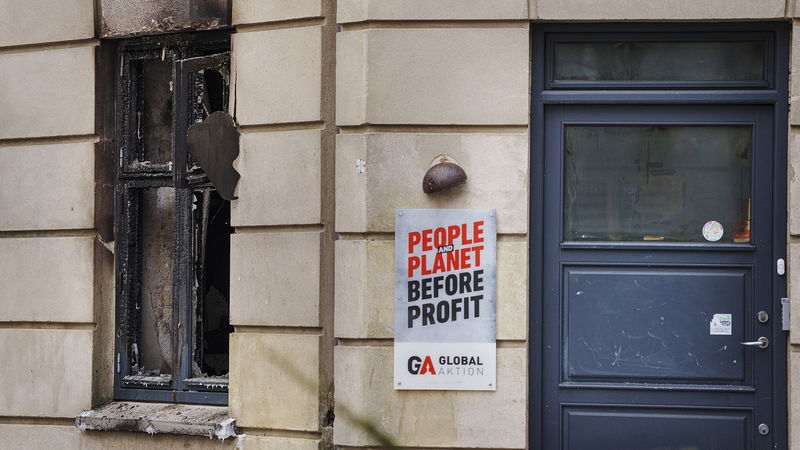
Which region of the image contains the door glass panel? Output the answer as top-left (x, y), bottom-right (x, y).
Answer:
top-left (564, 125), bottom-right (752, 243)
top-left (553, 41), bottom-right (766, 83)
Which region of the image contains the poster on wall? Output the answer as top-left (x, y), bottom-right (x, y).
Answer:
top-left (394, 208), bottom-right (497, 391)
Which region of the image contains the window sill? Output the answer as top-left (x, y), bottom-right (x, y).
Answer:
top-left (76, 401), bottom-right (236, 439)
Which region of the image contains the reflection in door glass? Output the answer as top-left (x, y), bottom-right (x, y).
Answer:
top-left (564, 125), bottom-right (752, 243)
top-left (552, 41), bottom-right (766, 83)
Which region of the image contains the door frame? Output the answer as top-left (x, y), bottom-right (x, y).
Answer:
top-left (529, 22), bottom-right (789, 449)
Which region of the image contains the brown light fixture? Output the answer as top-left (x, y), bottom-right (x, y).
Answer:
top-left (423, 155), bottom-right (467, 194)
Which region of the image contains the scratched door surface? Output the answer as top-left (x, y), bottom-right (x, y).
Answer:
top-left (541, 104), bottom-right (779, 449)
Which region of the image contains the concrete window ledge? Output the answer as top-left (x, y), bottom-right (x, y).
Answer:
top-left (76, 401), bottom-right (236, 439)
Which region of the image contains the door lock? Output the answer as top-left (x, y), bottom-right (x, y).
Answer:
top-left (759, 423), bottom-right (770, 435)
top-left (741, 337), bottom-right (769, 349)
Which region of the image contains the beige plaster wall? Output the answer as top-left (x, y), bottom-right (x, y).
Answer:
top-left (0, 2), bottom-right (100, 446)
top-left (227, 0), bottom-right (335, 448)
top-left (334, 4), bottom-right (530, 447)
top-left (332, 2), bottom-right (799, 450)
top-left (0, 1), bottom-right (230, 448)
top-left (0, 0), bottom-right (93, 47)
top-left (335, 27), bottom-right (529, 126)
top-left (338, 0), bottom-right (528, 22)
top-left (6, 1), bottom-right (800, 449)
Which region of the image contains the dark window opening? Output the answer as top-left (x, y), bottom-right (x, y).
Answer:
top-left (187, 64), bottom-right (229, 183)
top-left (191, 188), bottom-right (233, 379)
top-left (203, 69), bottom-right (226, 114)
top-left (136, 59), bottom-right (174, 168)
top-left (115, 32), bottom-right (231, 405)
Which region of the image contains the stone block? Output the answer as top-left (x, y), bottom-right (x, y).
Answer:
top-left (334, 239), bottom-right (394, 339)
top-left (333, 345), bottom-right (526, 448)
top-left (1, 425), bottom-right (237, 449)
top-left (335, 240), bottom-right (527, 340)
top-left (231, 130), bottom-right (321, 226)
top-left (0, 46), bottom-right (95, 139)
top-left (100, 0), bottom-right (230, 38)
top-left (230, 232), bottom-right (320, 326)
top-left (496, 241), bottom-right (528, 340)
top-left (535, 0), bottom-right (784, 20)
top-left (81, 430), bottom-right (235, 449)
top-left (233, 0), bottom-right (322, 24)
top-left (236, 435), bottom-right (320, 450)
top-left (0, 0), bottom-right (93, 47)
top-left (77, 402), bottom-right (235, 438)
top-left (791, 243), bottom-right (800, 345)
top-left (335, 133), bottom-right (529, 234)
top-left (0, 424), bottom-right (238, 450)
top-left (0, 142), bottom-right (94, 230)
top-left (791, 131), bottom-right (800, 236)
top-left (234, 27), bottom-right (321, 125)
top-left (229, 333), bottom-right (320, 431)
top-left (336, 28), bottom-right (529, 126)
top-left (337, 0), bottom-right (527, 22)
top-left (792, 102), bottom-right (800, 128)
top-left (791, 348), bottom-right (800, 449)
top-left (0, 329), bottom-right (92, 417)
top-left (0, 237), bottom-right (93, 322)
top-left (0, 425), bottom-right (80, 450)
top-left (335, 31), bottom-right (367, 128)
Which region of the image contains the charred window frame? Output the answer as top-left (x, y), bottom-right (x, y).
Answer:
top-left (114, 32), bottom-right (232, 405)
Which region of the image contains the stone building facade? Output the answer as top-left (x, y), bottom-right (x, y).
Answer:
top-left (0, 0), bottom-right (798, 449)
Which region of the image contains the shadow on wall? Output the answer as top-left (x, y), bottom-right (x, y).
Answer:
top-left (268, 351), bottom-right (400, 449)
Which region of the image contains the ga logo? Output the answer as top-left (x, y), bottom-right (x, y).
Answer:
top-left (407, 355), bottom-right (436, 375)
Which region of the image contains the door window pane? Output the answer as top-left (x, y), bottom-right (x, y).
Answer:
top-left (564, 125), bottom-right (752, 243)
top-left (553, 41), bottom-right (766, 84)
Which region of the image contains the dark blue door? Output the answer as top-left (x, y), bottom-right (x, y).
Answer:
top-left (540, 104), bottom-right (783, 449)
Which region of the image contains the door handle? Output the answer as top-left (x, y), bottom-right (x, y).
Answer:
top-left (741, 337), bottom-right (769, 349)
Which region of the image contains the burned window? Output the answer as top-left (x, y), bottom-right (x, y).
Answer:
top-left (115, 33), bottom-right (233, 405)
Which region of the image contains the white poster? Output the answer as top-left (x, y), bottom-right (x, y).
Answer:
top-left (709, 313), bottom-right (733, 335)
top-left (394, 209), bottom-right (497, 391)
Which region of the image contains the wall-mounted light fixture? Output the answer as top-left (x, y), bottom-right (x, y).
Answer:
top-left (423, 155), bottom-right (467, 194)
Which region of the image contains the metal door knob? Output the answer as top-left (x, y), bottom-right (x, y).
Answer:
top-left (741, 337), bottom-right (769, 349)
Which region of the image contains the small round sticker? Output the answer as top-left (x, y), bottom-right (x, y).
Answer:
top-left (702, 221), bottom-right (724, 242)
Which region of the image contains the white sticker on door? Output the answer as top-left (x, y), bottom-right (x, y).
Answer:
top-left (702, 221), bottom-right (724, 242)
top-left (710, 313), bottom-right (732, 335)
